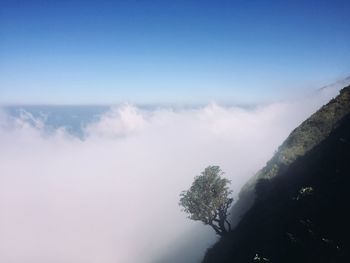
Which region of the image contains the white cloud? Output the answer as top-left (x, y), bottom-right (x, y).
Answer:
top-left (85, 104), bottom-right (148, 139)
top-left (0, 87), bottom-right (340, 263)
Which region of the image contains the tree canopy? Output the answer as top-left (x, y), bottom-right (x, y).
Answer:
top-left (179, 166), bottom-right (233, 236)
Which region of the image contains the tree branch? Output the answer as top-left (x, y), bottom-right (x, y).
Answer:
top-left (225, 219), bottom-right (231, 231)
top-left (209, 222), bottom-right (222, 236)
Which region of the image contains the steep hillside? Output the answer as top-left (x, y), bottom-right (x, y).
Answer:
top-left (229, 85), bottom-right (350, 227)
top-left (247, 85), bottom-right (350, 186)
top-left (203, 86), bottom-right (350, 262)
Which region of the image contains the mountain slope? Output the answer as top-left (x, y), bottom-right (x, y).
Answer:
top-left (203, 85), bottom-right (350, 262)
top-left (228, 85), bottom-right (350, 228)
top-left (246, 85), bottom-right (350, 188)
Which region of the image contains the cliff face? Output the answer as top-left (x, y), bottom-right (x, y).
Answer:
top-left (203, 85), bottom-right (350, 262)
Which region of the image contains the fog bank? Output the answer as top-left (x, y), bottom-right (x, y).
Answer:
top-left (0, 86), bottom-right (342, 263)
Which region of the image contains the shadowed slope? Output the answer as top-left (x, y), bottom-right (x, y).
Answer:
top-left (203, 87), bottom-right (350, 262)
top-left (228, 85), bottom-right (350, 229)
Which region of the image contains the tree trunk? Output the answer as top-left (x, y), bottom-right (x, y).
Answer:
top-left (209, 222), bottom-right (222, 236)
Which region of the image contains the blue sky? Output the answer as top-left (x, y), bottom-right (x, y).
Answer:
top-left (1, 0), bottom-right (350, 104)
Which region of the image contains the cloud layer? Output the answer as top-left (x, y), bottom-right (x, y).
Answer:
top-left (0, 86), bottom-right (342, 263)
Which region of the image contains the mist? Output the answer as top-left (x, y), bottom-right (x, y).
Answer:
top-left (0, 86), bottom-right (342, 263)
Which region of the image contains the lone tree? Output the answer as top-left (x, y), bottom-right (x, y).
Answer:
top-left (179, 166), bottom-right (233, 236)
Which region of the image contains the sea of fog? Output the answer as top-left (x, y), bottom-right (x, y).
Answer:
top-left (0, 84), bottom-right (344, 263)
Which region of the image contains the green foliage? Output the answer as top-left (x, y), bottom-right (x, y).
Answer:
top-left (275, 85), bottom-right (350, 167)
top-left (179, 166), bottom-right (233, 236)
top-left (203, 109), bottom-right (350, 263)
top-left (240, 85), bottom-right (350, 196)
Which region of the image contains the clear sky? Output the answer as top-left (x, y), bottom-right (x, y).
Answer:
top-left (1, 0), bottom-right (350, 105)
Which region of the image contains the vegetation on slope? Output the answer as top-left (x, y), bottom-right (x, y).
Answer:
top-left (250, 85), bottom-right (350, 185)
top-left (203, 87), bottom-right (350, 262)
top-left (204, 112), bottom-right (350, 263)
top-left (229, 85), bottom-right (350, 229)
